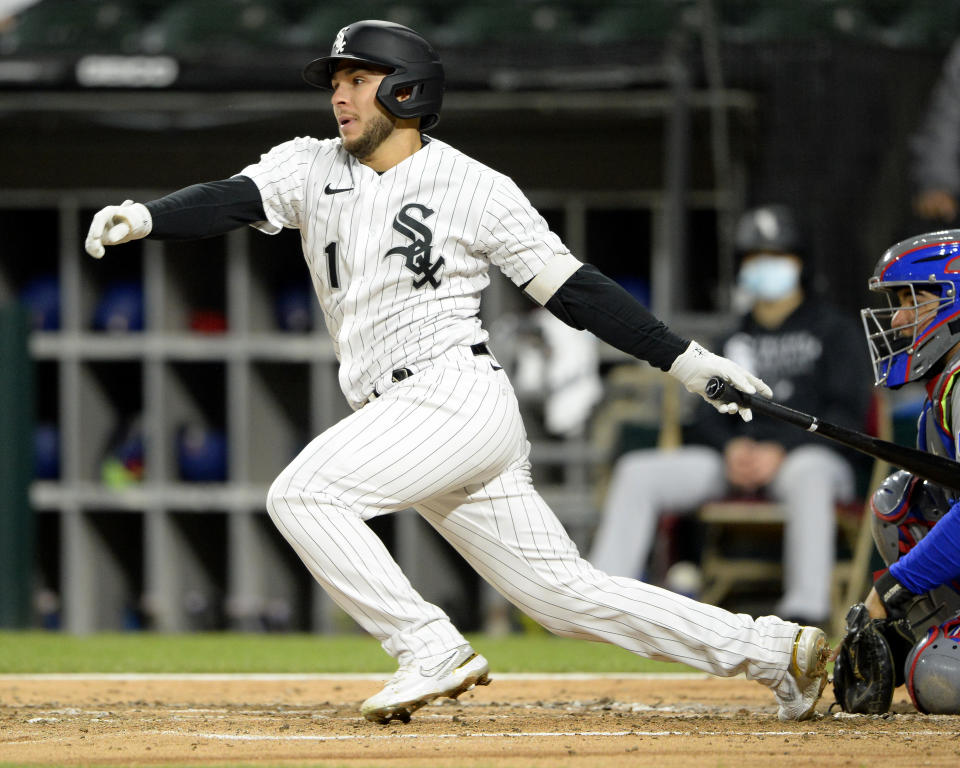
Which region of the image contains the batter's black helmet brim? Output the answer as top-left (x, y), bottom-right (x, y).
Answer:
top-left (302, 54), bottom-right (398, 90)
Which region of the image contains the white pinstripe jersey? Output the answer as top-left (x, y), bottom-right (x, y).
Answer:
top-left (240, 135), bottom-right (580, 409)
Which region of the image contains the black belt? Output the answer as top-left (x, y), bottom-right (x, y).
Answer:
top-left (370, 343), bottom-right (493, 400)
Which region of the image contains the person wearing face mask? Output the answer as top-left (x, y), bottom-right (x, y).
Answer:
top-left (589, 204), bottom-right (872, 626)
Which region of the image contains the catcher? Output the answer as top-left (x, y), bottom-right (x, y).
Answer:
top-left (834, 229), bottom-right (960, 715)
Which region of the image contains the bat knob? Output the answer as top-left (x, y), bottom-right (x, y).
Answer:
top-left (705, 376), bottom-right (726, 401)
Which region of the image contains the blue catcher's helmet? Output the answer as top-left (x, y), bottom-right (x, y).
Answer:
top-left (862, 230), bottom-right (960, 387)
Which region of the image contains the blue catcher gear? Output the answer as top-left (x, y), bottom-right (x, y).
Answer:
top-left (905, 618), bottom-right (960, 714)
top-left (861, 230), bottom-right (960, 387)
top-left (870, 470), bottom-right (960, 634)
top-left (871, 470), bottom-right (951, 567)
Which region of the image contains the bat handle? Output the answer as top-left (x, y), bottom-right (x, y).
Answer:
top-left (705, 376), bottom-right (747, 405)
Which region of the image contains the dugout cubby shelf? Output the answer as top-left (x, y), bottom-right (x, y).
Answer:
top-left (79, 236), bottom-right (144, 335)
top-left (33, 510), bottom-right (61, 629)
top-left (246, 227), bottom-right (317, 334)
top-left (62, 509), bottom-right (146, 632)
top-left (246, 362), bottom-right (311, 484)
top-left (5, 194), bottom-right (380, 632)
top-left (159, 238), bottom-right (226, 333)
top-left (0, 208), bottom-right (60, 310)
top-left (78, 360), bottom-right (143, 483)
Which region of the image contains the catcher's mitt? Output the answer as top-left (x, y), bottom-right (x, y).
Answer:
top-left (833, 602), bottom-right (916, 714)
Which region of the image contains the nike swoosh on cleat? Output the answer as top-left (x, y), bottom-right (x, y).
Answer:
top-left (418, 650), bottom-right (459, 677)
top-left (324, 184), bottom-right (354, 195)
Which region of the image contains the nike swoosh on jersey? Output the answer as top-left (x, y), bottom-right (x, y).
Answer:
top-left (418, 650), bottom-right (459, 677)
top-left (324, 184), bottom-right (354, 195)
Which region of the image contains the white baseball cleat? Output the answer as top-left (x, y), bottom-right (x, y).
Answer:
top-left (361, 645), bottom-right (491, 724)
top-left (773, 625), bottom-right (830, 721)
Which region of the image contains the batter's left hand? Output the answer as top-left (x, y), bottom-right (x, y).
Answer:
top-left (85, 200), bottom-right (152, 258)
top-left (668, 340), bottom-right (772, 421)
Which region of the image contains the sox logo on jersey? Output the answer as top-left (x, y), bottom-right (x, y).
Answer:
top-left (386, 202), bottom-right (444, 288)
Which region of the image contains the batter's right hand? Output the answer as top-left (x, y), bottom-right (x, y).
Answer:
top-left (668, 340), bottom-right (772, 422)
top-left (85, 200), bottom-right (153, 258)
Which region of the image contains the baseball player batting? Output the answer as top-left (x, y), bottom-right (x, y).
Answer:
top-left (85, 20), bottom-right (830, 724)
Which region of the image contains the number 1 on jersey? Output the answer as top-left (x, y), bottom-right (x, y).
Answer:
top-left (325, 242), bottom-right (340, 289)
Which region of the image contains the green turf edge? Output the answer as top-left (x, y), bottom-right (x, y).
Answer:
top-left (0, 631), bottom-right (695, 674)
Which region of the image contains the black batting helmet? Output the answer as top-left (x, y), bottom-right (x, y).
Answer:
top-left (734, 204), bottom-right (805, 257)
top-left (302, 20), bottom-right (444, 131)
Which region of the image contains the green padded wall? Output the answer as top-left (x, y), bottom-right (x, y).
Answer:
top-left (0, 304), bottom-right (33, 627)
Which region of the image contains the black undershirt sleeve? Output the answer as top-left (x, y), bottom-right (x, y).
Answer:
top-left (144, 176), bottom-right (267, 240)
top-left (539, 263), bottom-right (690, 371)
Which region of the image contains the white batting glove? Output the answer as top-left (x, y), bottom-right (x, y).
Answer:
top-left (668, 340), bottom-right (772, 422)
top-left (85, 200), bottom-right (152, 258)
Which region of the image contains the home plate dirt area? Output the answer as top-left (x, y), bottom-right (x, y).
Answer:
top-left (1, 675), bottom-right (958, 766)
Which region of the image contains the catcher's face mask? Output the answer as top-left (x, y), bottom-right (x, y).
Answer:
top-left (862, 284), bottom-right (949, 386)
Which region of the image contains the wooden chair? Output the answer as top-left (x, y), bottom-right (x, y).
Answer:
top-left (588, 365), bottom-right (692, 582)
top-left (695, 391), bottom-right (891, 632)
top-left (590, 363), bottom-right (685, 454)
top-left (589, 363), bottom-right (686, 508)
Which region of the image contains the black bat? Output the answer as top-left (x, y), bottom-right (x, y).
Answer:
top-left (705, 377), bottom-right (960, 490)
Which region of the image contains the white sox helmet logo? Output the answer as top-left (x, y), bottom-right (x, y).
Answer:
top-left (332, 26), bottom-right (348, 55)
top-left (386, 203), bottom-right (444, 288)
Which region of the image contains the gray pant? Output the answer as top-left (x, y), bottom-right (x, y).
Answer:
top-left (588, 444), bottom-right (855, 622)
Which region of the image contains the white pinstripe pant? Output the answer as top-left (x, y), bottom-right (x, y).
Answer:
top-left (266, 346), bottom-right (797, 686)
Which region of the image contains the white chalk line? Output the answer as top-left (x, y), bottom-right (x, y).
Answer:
top-left (143, 728), bottom-right (955, 742)
top-left (3, 729), bottom-right (953, 749)
top-left (13, 707), bottom-right (741, 721)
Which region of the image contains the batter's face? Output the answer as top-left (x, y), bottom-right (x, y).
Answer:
top-left (330, 63), bottom-right (399, 160)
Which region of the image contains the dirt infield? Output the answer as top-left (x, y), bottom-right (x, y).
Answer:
top-left (1, 675), bottom-right (957, 766)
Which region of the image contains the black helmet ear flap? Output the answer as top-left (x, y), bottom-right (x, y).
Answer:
top-left (376, 75), bottom-right (443, 130)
